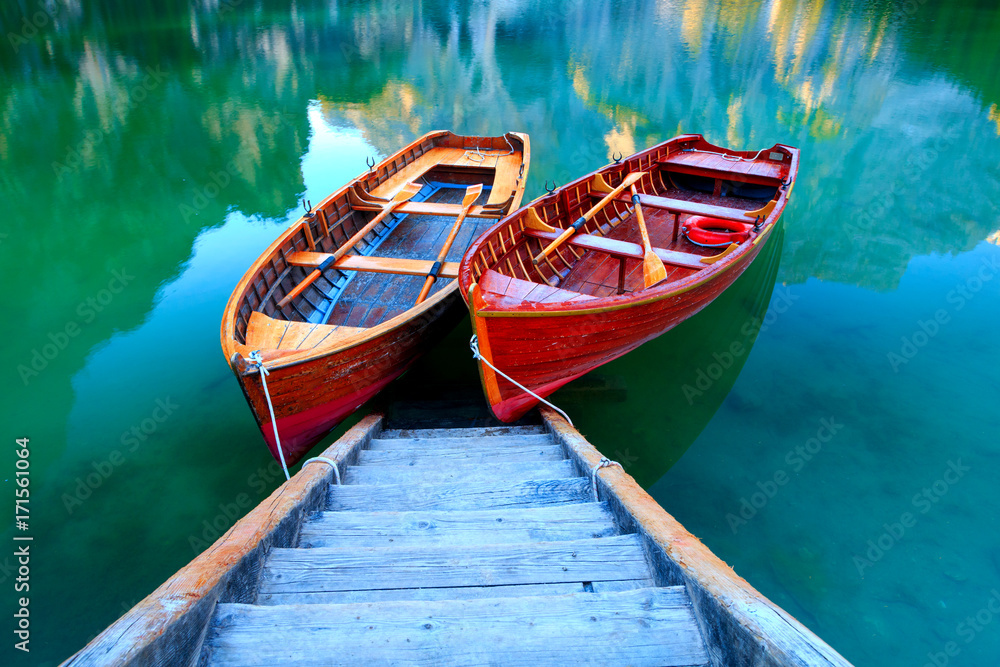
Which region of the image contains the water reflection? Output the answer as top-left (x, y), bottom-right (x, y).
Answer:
top-left (2, 0), bottom-right (1000, 664)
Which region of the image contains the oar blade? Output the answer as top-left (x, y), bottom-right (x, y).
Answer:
top-left (394, 181), bottom-right (423, 201)
top-left (462, 183), bottom-right (484, 207)
top-left (643, 251), bottom-right (668, 287)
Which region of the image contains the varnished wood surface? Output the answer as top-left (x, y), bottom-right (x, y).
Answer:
top-left (287, 251), bottom-right (460, 279)
top-left (457, 133), bottom-right (797, 422)
top-left (220, 131), bottom-right (529, 466)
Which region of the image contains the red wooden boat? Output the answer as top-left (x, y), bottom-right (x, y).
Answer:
top-left (458, 134), bottom-right (798, 422)
top-left (221, 131), bottom-right (529, 468)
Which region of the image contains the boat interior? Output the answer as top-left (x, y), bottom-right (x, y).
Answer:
top-left (467, 141), bottom-right (793, 306)
top-left (228, 133), bottom-right (527, 355)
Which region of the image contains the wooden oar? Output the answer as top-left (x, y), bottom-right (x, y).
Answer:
top-left (278, 182), bottom-right (422, 309)
top-left (414, 183), bottom-right (483, 305)
top-left (630, 185), bottom-right (667, 287)
top-left (532, 171), bottom-right (645, 265)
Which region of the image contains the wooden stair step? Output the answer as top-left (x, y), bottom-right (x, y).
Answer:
top-left (357, 445), bottom-right (564, 465)
top-left (378, 425), bottom-right (547, 439)
top-left (202, 588), bottom-right (710, 666)
top-left (298, 502), bottom-right (618, 548)
top-left (367, 433), bottom-right (554, 449)
top-left (259, 579), bottom-right (652, 605)
top-left (260, 535), bottom-right (649, 598)
top-left (328, 478), bottom-right (592, 511)
top-left (343, 460), bottom-right (577, 485)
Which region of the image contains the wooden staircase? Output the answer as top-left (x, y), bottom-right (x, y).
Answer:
top-left (197, 424), bottom-right (711, 666)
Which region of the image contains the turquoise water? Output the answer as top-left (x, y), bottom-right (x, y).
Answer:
top-left (2, 1), bottom-right (1000, 664)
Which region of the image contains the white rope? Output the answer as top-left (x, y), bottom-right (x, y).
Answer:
top-left (246, 351), bottom-right (290, 481)
top-left (464, 133), bottom-right (515, 163)
top-left (303, 457), bottom-right (341, 485)
top-left (469, 335), bottom-right (573, 426)
top-left (590, 457), bottom-right (623, 501)
top-left (681, 147), bottom-right (767, 163)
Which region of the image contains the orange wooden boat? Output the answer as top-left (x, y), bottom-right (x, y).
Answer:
top-left (459, 134), bottom-right (798, 422)
top-left (221, 131), bottom-right (529, 468)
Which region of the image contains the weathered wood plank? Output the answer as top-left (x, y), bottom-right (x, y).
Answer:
top-left (298, 503), bottom-right (619, 548)
top-left (379, 425), bottom-right (546, 439)
top-left (259, 535), bottom-right (649, 595)
top-left (357, 445), bottom-right (564, 465)
top-left (342, 459), bottom-right (577, 484)
top-left (367, 433), bottom-right (554, 449)
top-left (259, 579), bottom-right (653, 605)
top-left (327, 477), bottom-right (592, 511)
top-left (201, 588), bottom-right (709, 666)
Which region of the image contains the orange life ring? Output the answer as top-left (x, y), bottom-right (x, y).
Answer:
top-left (682, 216), bottom-right (752, 247)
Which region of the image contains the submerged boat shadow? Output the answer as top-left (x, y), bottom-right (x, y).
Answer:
top-left (550, 222), bottom-right (786, 488)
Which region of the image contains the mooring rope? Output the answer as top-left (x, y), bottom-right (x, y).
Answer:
top-left (681, 147), bottom-right (767, 163)
top-left (590, 457), bottom-right (623, 501)
top-left (302, 457), bottom-right (341, 485)
top-left (246, 351), bottom-right (290, 481)
top-left (469, 335), bottom-right (574, 426)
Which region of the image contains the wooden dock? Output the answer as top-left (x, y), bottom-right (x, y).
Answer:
top-left (66, 408), bottom-right (853, 666)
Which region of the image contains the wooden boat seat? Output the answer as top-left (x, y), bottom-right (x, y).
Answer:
top-left (522, 229), bottom-right (710, 271)
top-left (479, 269), bottom-right (596, 304)
top-left (368, 147), bottom-right (523, 207)
top-left (659, 151), bottom-right (784, 181)
top-left (592, 191), bottom-right (762, 224)
top-left (244, 311), bottom-right (366, 352)
top-left (287, 252), bottom-right (460, 279)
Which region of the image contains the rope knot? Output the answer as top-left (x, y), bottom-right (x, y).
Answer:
top-left (246, 350), bottom-right (269, 376)
top-left (590, 457), bottom-right (623, 501)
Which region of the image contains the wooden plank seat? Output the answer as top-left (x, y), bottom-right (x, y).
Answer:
top-left (522, 229), bottom-right (712, 271)
top-left (367, 146), bottom-right (524, 207)
top-left (244, 311), bottom-right (365, 351)
top-left (348, 185), bottom-right (509, 220)
top-left (479, 269), bottom-right (596, 304)
top-left (287, 251), bottom-right (460, 279)
top-left (589, 191), bottom-right (764, 224)
top-left (657, 158), bottom-right (782, 186)
top-left (659, 151), bottom-right (784, 180)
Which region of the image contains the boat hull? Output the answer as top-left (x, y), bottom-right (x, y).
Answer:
top-left (236, 290), bottom-right (464, 465)
top-left (469, 238), bottom-right (765, 422)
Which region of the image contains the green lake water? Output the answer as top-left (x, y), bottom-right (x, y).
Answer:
top-left (2, 0), bottom-right (1000, 664)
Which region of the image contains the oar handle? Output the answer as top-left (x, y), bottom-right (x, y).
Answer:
top-left (333, 202), bottom-right (397, 261)
top-left (415, 185), bottom-right (481, 305)
top-left (277, 256), bottom-right (336, 308)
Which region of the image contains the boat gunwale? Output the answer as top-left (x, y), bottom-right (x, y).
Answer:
top-left (458, 134), bottom-right (798, 318)
top-left (220, 130), bottom-right (530, 373)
